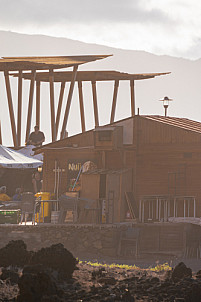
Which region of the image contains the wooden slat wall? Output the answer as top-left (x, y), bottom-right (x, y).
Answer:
top-left (106, 173), bottom-right (120, 223)
top-left (135, 148), bottom-right (201, 198)
top-left (41, 115), bottom-right (201, 220)
top-left (136, 117), bottom-right (201, 145)
top-left (119, 169), bottom-right (133, 221)
top-left (42, 149), bottom-right (101, 193)
top-left (40, 130), bottom-right (94, 151)
top-left (139, 223), bottom-right (185, 255)
top-left (134, 116), bottom-right (201, 216)
top-left (159, 225), bottom-right (184, 252)
top-left (105, 151), bottom-right (124, 169)
top-left (80, 174), bottom-right (100, 200)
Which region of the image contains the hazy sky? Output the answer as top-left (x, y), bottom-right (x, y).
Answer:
top-left (0, 0), bottom-right (201, 59)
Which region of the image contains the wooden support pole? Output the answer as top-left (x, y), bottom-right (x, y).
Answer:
top-left (49, 69), bottom-right (56, 142)
top-left (60, 65), bottom-right (78, 139)
top-left (110, 80), bottom-right (119, 123)
top-left (36, 81), bottom-right (41, 128)
top-left (130, 79), bottom-right (135, 116)
top-left (56, 81), bottom-right (66, 138)
top-left (25, 70), bottom-right (36, 143)
top-left (91, 80), bottom-right (99, 127)
top-left (78, 81), bottom-right (86, 132)
top-left (17, 70), bottom-right (23, 146)
top-left (4, 70), bottom-right (18, 147)
top-left (0, 121), bottom-right (2, 145)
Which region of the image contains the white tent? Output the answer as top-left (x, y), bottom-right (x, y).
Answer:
top-left (17, 145), bottom-right (43, 162)
top-left (0, 145), bottom-right (43, 169)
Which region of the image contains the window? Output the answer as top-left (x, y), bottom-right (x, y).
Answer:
top-left (183, 152), bottom-right (192, 158)
top-left (98, 131), bottom-right (112, 141)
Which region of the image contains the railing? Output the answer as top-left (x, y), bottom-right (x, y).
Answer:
top-left (139, 195), bottom-right (196, 223)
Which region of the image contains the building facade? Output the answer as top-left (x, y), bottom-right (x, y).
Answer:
top-left (37, 115), bottom-right (201, 222)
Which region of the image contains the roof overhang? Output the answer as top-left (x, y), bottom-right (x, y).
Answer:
top-left (0, 55), bottom-right (111, 71)
top-left (11, 70), bottom-right (170, 82)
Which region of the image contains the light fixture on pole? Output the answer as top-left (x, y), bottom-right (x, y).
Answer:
top-left (159, 96), bottom-right (173, 117)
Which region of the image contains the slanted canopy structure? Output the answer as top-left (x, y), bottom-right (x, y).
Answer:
top-left (13, 70), bottom-right (170, 140)
top-left (0, 55), bottom-right (109, 147)
top-left (0, 145), bottom-right (42, 169)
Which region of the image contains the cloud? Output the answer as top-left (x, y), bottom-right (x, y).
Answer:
top-left (179, 37), bottom-right (201, 60)
top-left (0, 0), bottom-right (173, 26)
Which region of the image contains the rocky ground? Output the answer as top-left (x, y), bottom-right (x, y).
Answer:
top-left (0, 241), bottom-right (200, 301)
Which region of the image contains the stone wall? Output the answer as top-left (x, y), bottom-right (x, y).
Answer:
top-left (0, 223), bottom-right (200, 260)
top-left (0, 224), bottom-right (122, 259)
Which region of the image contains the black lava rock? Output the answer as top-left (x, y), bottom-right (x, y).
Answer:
top-left (0, 267), bottom-right (20, 284)
top-left (171, 262), bottom-right (192, 282)
top-left (0, 240), bottom-right (32, 267)
top-left (29, 243), bottom-right (77, 280)
top-left (17, 270), bottom-right (61, 302)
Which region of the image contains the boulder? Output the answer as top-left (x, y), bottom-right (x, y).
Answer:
top-left (0, 240), bottom-right (31, 267)
top-left (30, 243), bottom-right (77, 280)
top-left (171, 262), bottom-right (192, 282)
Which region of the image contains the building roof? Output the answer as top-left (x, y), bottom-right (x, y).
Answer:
top-left (0, 55), bottom-right (110, 71)
top-left (12, 70), bottom-right (170, 82)
top-left (142, 115), bottom-right (201, 134)
top-left (34, 115), bottom-right (201, 153)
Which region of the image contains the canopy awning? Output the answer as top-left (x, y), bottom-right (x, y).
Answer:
top-left (0, 55), bottom-right (111, 71)
top-left (0, 145), bottom-right (43, 169)
top-left (12, 70), bottom-right (170, 82)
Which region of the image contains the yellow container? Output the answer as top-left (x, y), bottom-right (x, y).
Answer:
top-left (35, 192), bottom-right (52, 223)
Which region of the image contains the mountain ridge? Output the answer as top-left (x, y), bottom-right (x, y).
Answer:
top-left (0, 30), bottom-right (201, 146)
top-left (0, 30), bottom-right (196, 63)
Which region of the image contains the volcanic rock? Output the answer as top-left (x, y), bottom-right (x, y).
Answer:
top-left (0, 240), bottom-right (31, 267)
top-left (17, 270), bottom-right (62, 302)
top-left (196, 269), bottom-right (201, 279)
top-left (97, 276), bottom-right (117, 285)
top-left (171, 262), bottom-right (192, 282)
top-left (29, 243), bottom-right (77, 279)
top-left (0, 267), bottom-right (19, 284)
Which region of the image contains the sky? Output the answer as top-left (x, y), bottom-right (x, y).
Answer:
top-left (0, 0), bottom-right (201, 60)
top-left (1, 0), bottom-right (201, 146)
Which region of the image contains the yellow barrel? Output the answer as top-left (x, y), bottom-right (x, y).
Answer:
top-left (35, 192), bottom-right (51, 223)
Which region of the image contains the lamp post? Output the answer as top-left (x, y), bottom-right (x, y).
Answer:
top-left (159, 96), bottom-right (173, 117)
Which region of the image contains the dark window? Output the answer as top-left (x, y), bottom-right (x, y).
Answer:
top-left (183, 152), bottom-right (192, 158)
top-left (99, 174), bottom-right (106, 198)
top-left (98, 131), bottom-right (112, 141)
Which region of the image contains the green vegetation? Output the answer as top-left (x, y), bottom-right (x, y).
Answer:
top-left (79, 260), bottom-right (172, 272)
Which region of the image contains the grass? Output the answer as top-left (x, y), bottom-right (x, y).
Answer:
top-left (79, 260), bottom-right (172, 272)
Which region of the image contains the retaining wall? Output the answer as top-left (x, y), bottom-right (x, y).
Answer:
top-left (0, 223), bottom-right (200, 260)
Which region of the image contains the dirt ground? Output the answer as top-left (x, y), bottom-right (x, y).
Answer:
top-left (0, 258), bottom-right (201, 301)
top-left (0, 240), bottom-right (200, 301)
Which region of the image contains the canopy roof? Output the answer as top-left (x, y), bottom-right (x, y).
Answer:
top-left (12, 70), bottom-right (170, 82)
top-left (0, 55), bottom-right (110, 71)
top-left (0, 145), bottom-right (43, 169)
